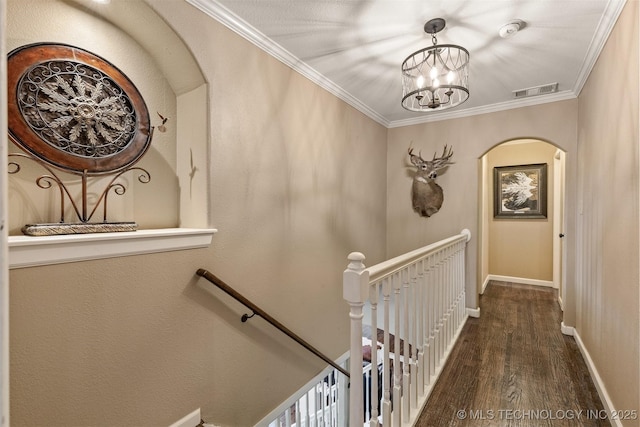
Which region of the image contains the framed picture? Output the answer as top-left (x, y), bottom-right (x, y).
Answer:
top-left (494, 163), bottom-right (547, 218)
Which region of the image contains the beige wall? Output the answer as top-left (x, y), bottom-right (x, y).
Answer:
top-left (386, 100), bottom-right (579, 311)
top-left (576, 1), bottom-right (639, 423)
top-left (6, 0), bottom-right (640, 426)
top-left (486, 140), bottom-right (557, 281)
top-left (8, 1), bottom-right (388, 426)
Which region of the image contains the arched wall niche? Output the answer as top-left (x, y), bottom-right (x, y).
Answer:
top-left (6, 0), bottom-right (213, 268)
top-left (6, 0), bottom-right (210, 235)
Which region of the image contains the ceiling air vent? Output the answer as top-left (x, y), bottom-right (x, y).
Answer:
top-left (513, 82), bottom-right (558, 99)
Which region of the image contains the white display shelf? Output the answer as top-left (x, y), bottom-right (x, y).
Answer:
top-left (8, 228), bottom-right (217, 269)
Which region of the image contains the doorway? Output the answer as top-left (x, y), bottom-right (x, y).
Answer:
top-left (479, 139), bottom-right (566, 308)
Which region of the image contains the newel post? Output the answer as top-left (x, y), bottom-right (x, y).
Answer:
top-left (343, 252), bottom-right (369, 427)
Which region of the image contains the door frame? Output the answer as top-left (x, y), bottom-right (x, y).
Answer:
top-left (479, 140), bottom-right (566, 304)
top-left (553, 149), bottom-right (566, 309)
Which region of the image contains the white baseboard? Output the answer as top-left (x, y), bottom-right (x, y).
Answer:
top-left (486, 274), bottom-right (554, 288)
top-left (481, 276), bottom-right (490, 294)
top-left (466, 307), bottom-right (480, 318)
top-left (169, 408), bottom-right (201, 427)
top-left (573, 330), bottom-right (623, 427)
top-left (560, 321), bottom-right (574, 336)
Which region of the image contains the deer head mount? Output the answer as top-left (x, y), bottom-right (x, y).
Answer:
top-left (408, 145), bottom-right (454, 217)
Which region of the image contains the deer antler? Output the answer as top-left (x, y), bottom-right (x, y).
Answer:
top-left (408, 147), bottom-right (426, 167)
top-left (408, 147), bottom-right (422, 159)
top-left (430, 145), bottom-right (454, 169)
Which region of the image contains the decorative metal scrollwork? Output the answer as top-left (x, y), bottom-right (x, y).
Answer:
top-left (7, 43), bottom-right (154, 235)
top-left (17, 60), bottom-right (137, 159)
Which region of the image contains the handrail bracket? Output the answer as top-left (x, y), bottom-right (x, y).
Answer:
top-left (241, 311), bottom-right (256, 323)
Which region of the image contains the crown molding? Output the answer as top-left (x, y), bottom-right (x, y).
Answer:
top-left (185, 0), bottom-right (390, 128)
top-left (572, 0), bottom-right (627, 96)
top-left (387, 90), bottom-right (577, 128)
top-left (186, 0), bottom-right (625, 129)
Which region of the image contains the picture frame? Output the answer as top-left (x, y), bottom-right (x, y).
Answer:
top-left (494, 163), bottom-right (547, 219)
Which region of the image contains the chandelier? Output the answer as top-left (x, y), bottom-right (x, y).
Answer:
top-left (401, 18), bottom-right (470, 112)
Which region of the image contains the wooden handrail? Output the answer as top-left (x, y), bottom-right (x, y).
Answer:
top-left (196, 268), bottom-right (350, 378)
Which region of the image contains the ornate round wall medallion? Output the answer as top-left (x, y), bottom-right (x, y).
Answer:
top-left (7, 43), bottom-right (151, 174)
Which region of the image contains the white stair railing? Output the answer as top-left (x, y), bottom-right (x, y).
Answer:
top-left (255, 354), bottom-right (349, 427)
top-left (343, 229), bottom-right (471, 426)
top-left (258, 230), bottom-right (471, 427)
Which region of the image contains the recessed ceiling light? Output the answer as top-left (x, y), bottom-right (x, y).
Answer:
top-left (499, 20), bottom-right (526, 38)
top-left (92, 0), bottom-right (111, 4)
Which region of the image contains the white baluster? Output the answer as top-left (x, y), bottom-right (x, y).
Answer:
top-left (438, 249), bottom-right (445, 362)
top-left (422, 256), bottom-right (430, 387)
top-left (294, 401), bottom-right (300, 427)
top-left (283, 404), bottom-right (292, 427)
top-left (317, 383), bottom-right (323, 426)
top-left (364, 367), bottom-right (371, 422)
top-left (312, 386), bottom-right (318, 427)
top-left (369, 282), bottom-right (380, 426)
top-left (335, 375), bottom-right (339, 426)
top-left (433, 250), bottom-right (441, 368)
top-left (426, 254), bottom-right (435, 381)
top-left (452, 245), bottom-right (458, 338)
top-left (301, 392), bottom-right (309, 427)
top-left (459, 229), bottom-right (470, 327)
top-left (452, 244), bottom-right (459, 331)
top-left (409, 264), bottom-right (418, 411)
top-left (451, 245), bottom-right (458, 334)
top-left (337, 361), bottom-right (348, 427)
top-left (457, 243), bottom-right (463, 325)
top-left (443, 247), bottom-right (451, 352)
top-left (321, 380), bottom-right (328, 427)
top-left (446, 245), bottom-right (452, 348)
top-left (443, 248), bottom-right (448, 353)
top-left (461, 239), bottom-right (467, 322)
top-left (381, 278), bottom-right (391, 427)
top-left (443, 248), bottom-right (447, 352)
top-left (392, 272), bottom-right (402, 427)
top-left (416, 259), bottom-right (425, 399)
top-left (318, 383), bottom-right (323, 426)
top-left (328, 378), bottom-right (332, 427)
top-left (343, 252), bottom-right (369, 427)
top-left (443, 247), bottom-right (449, 358)
top-left (402, 267), bottom-right (411, 421)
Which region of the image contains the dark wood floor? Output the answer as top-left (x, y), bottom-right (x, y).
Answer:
top-left (416, 281), bottom-right (607, 427)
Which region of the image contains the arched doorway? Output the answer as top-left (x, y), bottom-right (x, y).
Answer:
top-left (479, 138), bottom-right (566, 309)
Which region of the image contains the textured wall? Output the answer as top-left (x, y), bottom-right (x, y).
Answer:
top-left (576, 1), bottom-right (639, 422)
top-left (486, 141), bottom-right (557, 281)
top-left (386, 100), bottom-right (579, 311)
top-left (8, 0), bottom-right (388, 426)
top-left (7, 0), bottom-right (639, 426)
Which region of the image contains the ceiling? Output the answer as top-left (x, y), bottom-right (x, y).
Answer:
top-left (186, 0), bottom-right (626, 128)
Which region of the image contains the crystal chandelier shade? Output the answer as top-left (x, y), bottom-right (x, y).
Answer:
top-left (401, 19), bottom-right (470, 112)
